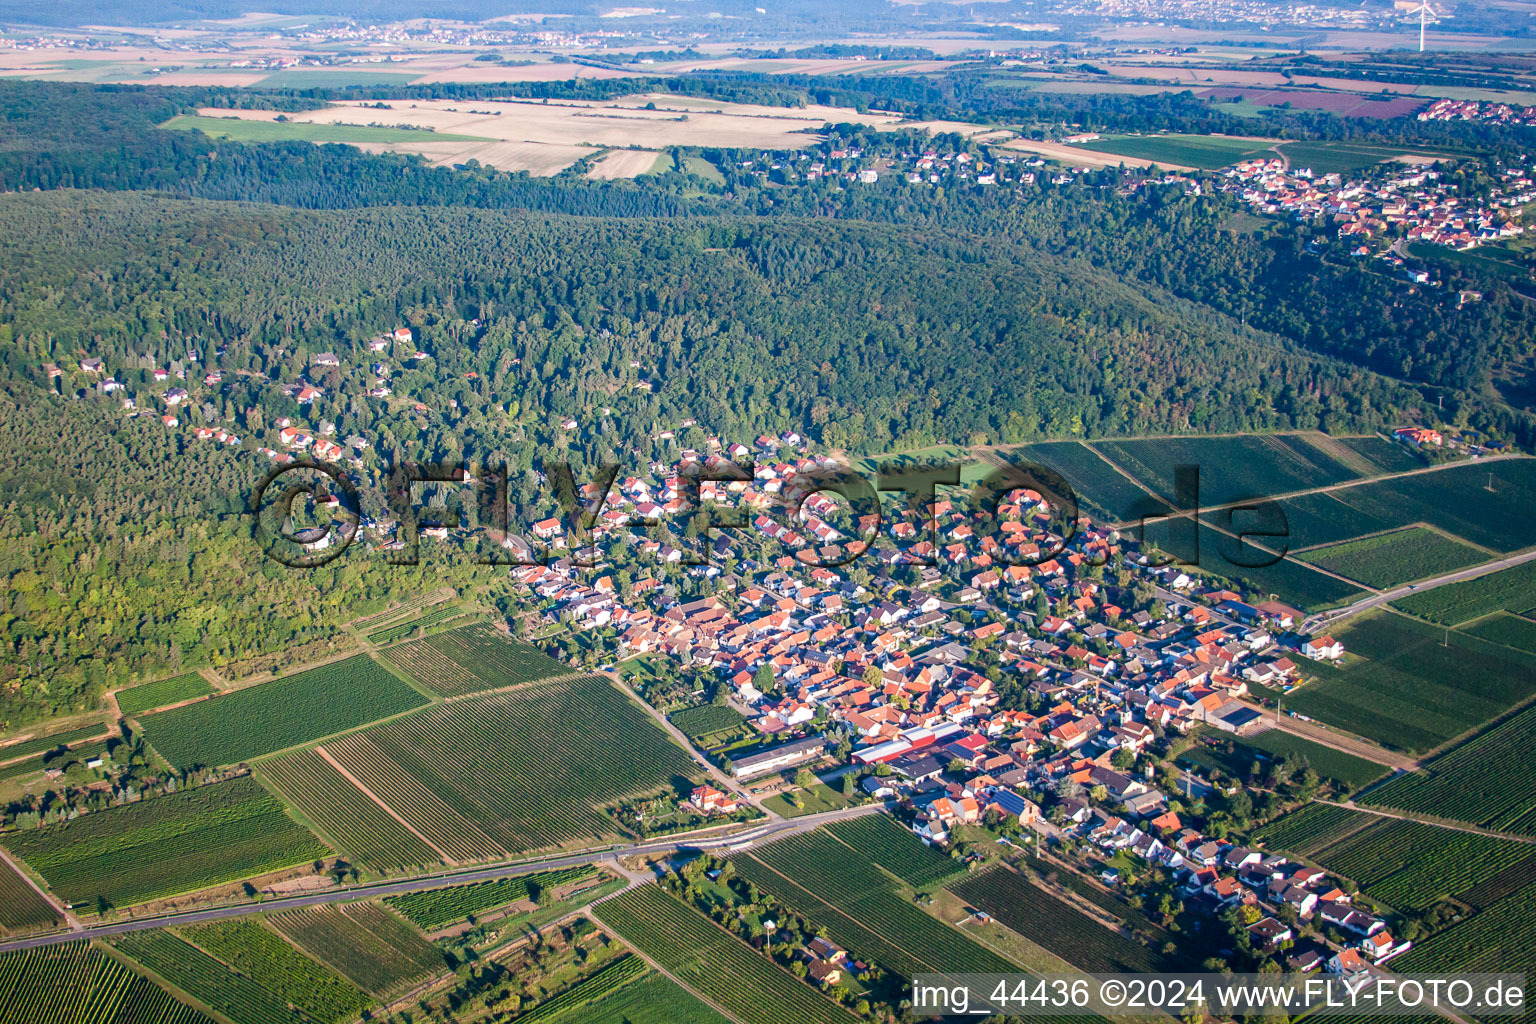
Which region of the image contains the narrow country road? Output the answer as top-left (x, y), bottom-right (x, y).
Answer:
top-left (1239, 701), bottom-right (1418, 771)
top-left (1302, 545), bottom-right (1536, 633)
top-left (0, 803), bottom-right (883, 955)
top-left (603, 669), bottom-right (777, 818)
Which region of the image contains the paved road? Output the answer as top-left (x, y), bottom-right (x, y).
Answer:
top-left (1302, 545), bottom-right (1536, 633)
top-left (0, 803), bottom-right (883, 955)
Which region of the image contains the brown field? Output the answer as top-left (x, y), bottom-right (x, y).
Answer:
top-left (353, 139), bottom-right (596, 175)
top-left (1199, 87), bottom-right (1427, 117)
top-left (1001, 137), bottom-right (1194, 171)
top-left (586, 148), bottom-right (665, 179)
top-left (188, 93), bottom-right (929, 174)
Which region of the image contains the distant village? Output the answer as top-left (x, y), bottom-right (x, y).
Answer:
top-left (1220, 156), bottom-right (1533, 261)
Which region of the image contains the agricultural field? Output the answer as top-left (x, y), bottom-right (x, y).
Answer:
top-left (1273, 140), bottom-right (1428, 174)
top-left (951, 868), bottom-right (1180, 974)
top-left (668, 704), bottom-right (751, 749)
top-left (1293, 812), bottom-right (1534, 911)
top-left (1461, 612), bottom-right (1536, 653)
top-left (1252, 802), bottom-right (1376, 857)
top-left (253, 69), bottom-right (424, 89)
top-left (1071, 133), bottom-right (1278, 170)
top-left (825, 814), bottom-right (968, 888)
top-left (385, 866), bottom-right (600, 930)
top-left (1271, 489), bottom-right (1409, 550)
top-left (382, 622), bottom-right (570, 697)
top-left (1392, 878), bottom-right (1536, 978)
top-left (257, 747), bottom-right (443, 872)
top-left (731, 825), bottom-right (1015, 979)
top-left (267, 903), bottom-right (445, 1001)
top-left (515, 954), bottom-right (647, 1023)
top-left (315, 733), bottom-right (506, 862)
top-left (1339, 458), bottom-right (1536, 553)
top-left (1394, 560), bottom-right (1536, 625)
top-left (594, 885), bottom-right (859, 1024)
top-left (1279, 612), bottom-right (1536, 753)
top-left (1187, 522), bottom-right (1365, 610)
top-left (177, 95), bottom-right (909, 176)
top-left (1002, 441), bottom-right (1168, 523)
top-left (735, 855), bottom-right (1016, 979)
top-left (180, 919), bottom-right (372, 1024)
top-left (680, 155), bottom-right (726, 185)
top-left (0, 941), bottom-right (211, 1024)
top-left (1458, 855), bottom-right (1536, 910)
top-left (111, 930), bottom-right (311, 1024)
top-left (1091, 433), bottom-right (1365, 509)
top-left (1298, 527), bottom-right (1487, 588)
top-left (0, 857), bottom-right (62, 936)
top-left (1236, 730), bottom-right (1389, 791)
top-left (2, 776), bottom-right (329, 909)
top-left (0, 722), bottom-right (114, 763)
top-left (519, 962), bottom-right (731, 1024)
top-left (1361, 702), bottom-right (1536, 834)
top-left (1181, 729), bottom-right (1388, 792)
top-left (1022, 863), bottom-right (1185, 954)
top-left (1274, 457), bottom-right (1536, 552)
top-left (140, 656), bottom-right (427, 768)
top-left (1337, 435), bottom-right (1427, 474)
top-left (332, 675), bottom-right (698, 855)
top-left (364, 605), bottom-right (464, 645)
top-left (114, 673), bottom-right (215, 717)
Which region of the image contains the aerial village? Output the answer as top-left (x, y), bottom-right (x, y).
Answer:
top-left (1219, 155), bottom-right (1533, 258)
top-left (476, 427), bottom-right (1416, 978)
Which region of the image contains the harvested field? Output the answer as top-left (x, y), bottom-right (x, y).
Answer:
top-left (1001, 137), bottom-right (1192, 169)
top-left (587, 149), bottom-right (666, 179)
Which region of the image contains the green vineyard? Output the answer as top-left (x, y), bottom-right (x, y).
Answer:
top-left (595, 885), bottom-right (858, 1024)
top-left (0, 857), bottom-right (62, 936)
top-left (140, 656), bottom-right (428, 768)
top-left (1297, 813), bottom-right (1535, 911)
top-left (2, 776), bottom-right (329, 909)
top-left (825, 814), bottom-right (967, 888)
top-left (111, 930), bottom-right (306, 1024)
top-left (951, 867), bottom-right (1178, 974)
top-left (1362, 702), bottom-right (1536, 834)
top-left (267, 903), bottom-right (445, 1001)
top-left (366, 606), bottom-right (464, 645)
top-left (1252, 803), bottom-right (1375, 856)
top-left (258, 748), bottom-right (443, 872)
top-left (0, 941), bottom-right (211, 1024)
top-left (514, 953), bottom-right (648, 1023)
top-left (330, 675), bottom-right (698, 855)
top-left (180, 919), bottom-right (372, 1024)
top-left (383, 623), bottom-right (570, 697)
top-left (114, 674), bottom-right (214, 718)
top-left (385, 866), bottom-right (598, 930)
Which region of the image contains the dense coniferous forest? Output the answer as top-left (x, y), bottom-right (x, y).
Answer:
top-left (0, 76), bottom-right (1530, 729)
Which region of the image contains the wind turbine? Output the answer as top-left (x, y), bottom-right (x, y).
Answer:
top-left (1415, 0), bottom-right (1431, 53)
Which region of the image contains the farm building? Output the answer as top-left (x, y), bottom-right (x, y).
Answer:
top-left (729, 736), bottom-right (827, 780)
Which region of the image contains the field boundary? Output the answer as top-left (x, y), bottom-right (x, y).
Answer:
top-left (314, 745), bottom-right (458, 865)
